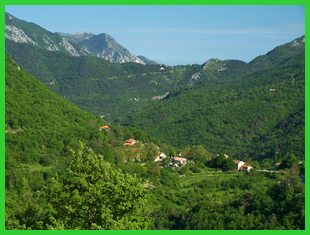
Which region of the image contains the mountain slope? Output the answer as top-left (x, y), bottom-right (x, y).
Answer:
top-left (123, 38), bottom-right (305, 160)
top-left (5, 55), bottom-right (154, 229)
top-left (251, 108), bottom-right (304, 160)
top-left (6, 39), bottom-right (201, 120)
top-left (5, 54), bottom-right (111, 173)
top-left (6, 55), bottom-right (108, 228)
top-left (5, 12), bottom-right (145, 64)
top-left (249, 35), bottom-right (305, 70)
top-left (6, 57), bottom-right (304, 231)
top-left (5, 12), bottom-right (83, 56)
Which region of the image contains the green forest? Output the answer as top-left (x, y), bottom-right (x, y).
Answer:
top-left (5, 53), bottom-right (305, 229)
top-left (125, 63), bottom-right (304, 161)
top-left (6, 56), bottom-right (154, 229)
top-left (6, 40), bottom-right (201, 121)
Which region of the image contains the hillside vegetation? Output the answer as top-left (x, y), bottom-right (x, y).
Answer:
top-left (5, 56), bottom-right (153, 229)
top-left (124, 36), bottom-right (305, 161)
top-left (6, 40), bottom-right (200, 120)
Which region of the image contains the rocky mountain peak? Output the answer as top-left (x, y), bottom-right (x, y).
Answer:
top-left (5, 12), bottom-right (148, 65)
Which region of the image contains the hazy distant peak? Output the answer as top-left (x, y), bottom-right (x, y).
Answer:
top-left (202, 58), bottom-right (226, 71)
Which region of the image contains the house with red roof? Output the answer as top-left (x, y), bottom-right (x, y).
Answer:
top-left (172, 157), bottom-right (187, 166)
top-left (99, 125), bottom-right (110, 131)
top-left (123, 139), bottom-right (137, 146)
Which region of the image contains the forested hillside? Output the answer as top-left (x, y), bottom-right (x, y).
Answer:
top-left (5, 42), bottom-right (305, 230)
top-left (6, 40), bottom-right (201, 121)
top-left (5, 56), bottom-right (153, 229)
top-left (124, 36), bottom-right (305, 161)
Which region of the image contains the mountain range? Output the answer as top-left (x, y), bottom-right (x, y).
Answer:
top-left (125, 36), bottom-right (305, 160)
top-left (5, 11), bottom-right (305, 161)
top-left (5, 12), bottom-right (156, 64)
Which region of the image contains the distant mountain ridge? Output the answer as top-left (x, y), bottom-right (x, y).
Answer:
top-left (59, 32), bottom-right (146, 64)
top-left (5, 12), bottom-right (149, 64)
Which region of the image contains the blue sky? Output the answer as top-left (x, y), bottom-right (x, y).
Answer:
top-left (6, 6), bottom-right (304, 65)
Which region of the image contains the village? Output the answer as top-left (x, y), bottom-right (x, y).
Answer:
top-left (98, 124), bottom-right (303, 177)
top-left (99, 123), bottom-right (304, 176)
top-left (153, 153), bottom-right (254, 172)
top-left (99, 124), bottom-right (255, 172)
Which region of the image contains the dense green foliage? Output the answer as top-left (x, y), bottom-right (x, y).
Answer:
top-left (145, 163), bottom-right (304, 230)
top-left (5, 56), bottom-right (152, 229)
top-left (44, 144), bottom-right (151, 230)
top-left (124, 37), bottom-right (305, 161)
top-left (208, 154), bottom-right (236, 171)
top-left (6, 55), bottom-right (109, 169)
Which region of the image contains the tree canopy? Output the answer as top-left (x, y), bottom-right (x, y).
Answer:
top-left (44, 143), bottom-right (151, 230)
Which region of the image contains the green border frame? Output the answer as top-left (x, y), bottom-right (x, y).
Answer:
top-left (0, 0), bottom-right (308, 234)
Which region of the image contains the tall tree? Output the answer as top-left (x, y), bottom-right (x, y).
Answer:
top-left (44, 143), bottom-right (152, 229)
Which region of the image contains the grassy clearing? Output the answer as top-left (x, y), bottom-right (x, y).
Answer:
top-left (180, 170), bottom-right (238, 187)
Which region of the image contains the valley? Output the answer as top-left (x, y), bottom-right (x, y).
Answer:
top-left (4, 11), bottom-right (305, 230)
